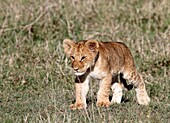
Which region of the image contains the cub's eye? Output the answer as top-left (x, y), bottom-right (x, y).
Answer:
top-left (70, 56), bottom-right (75, 60)
top-left (80, 56), bottom-right (86, 61)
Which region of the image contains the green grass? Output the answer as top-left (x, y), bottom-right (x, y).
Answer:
top-left (0, 0), bottom-right (170, 122)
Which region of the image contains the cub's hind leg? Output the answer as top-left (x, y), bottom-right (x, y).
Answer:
top-left (111, 74), bottom-right (133, 104)
top-left (111, 83), bottom-right (123, 104)
top-left (123, 69), bottom-right (150, 105)
top-left (111, 75), bottom-right (123, 104)
top-left (120, 73), bottom-right (133, 91)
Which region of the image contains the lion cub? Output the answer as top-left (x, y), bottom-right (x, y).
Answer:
top-left (63, 39), bottom-right (150, 110)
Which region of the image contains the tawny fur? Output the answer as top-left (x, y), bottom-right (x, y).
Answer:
top-left (63, 39), bottom-right (150, 110)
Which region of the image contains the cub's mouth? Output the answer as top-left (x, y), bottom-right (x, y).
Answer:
top-left (74, 66), bottom-right (91, 76)
top-left (74, 72), bottom-right (86, 76)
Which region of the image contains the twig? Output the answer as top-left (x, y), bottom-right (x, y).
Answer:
top-left (0, 4), bottom-right (58, 33)
top-left (23, 9), bottom-right (47, 30)
top-left (0, 12), bottom-right (8, 36)
top-left (87, 32), bottom-right (114, 40)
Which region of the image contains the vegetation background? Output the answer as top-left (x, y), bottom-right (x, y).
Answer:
top-left (0, 0), bottom-right (169, 122)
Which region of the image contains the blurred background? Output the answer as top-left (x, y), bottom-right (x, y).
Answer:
top-left (0, 0), bottom-right (169, 122)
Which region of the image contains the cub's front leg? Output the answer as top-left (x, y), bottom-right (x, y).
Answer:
top-left (97, 75), bottom-right (112, 107)
top-left (70, 76), bottom-right (90, 110)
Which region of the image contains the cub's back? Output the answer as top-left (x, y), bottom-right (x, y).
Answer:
top-left (98, 42), bottom-right (135, 70)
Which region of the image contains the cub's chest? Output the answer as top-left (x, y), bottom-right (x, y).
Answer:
top-left (89, 68), bottom-right (107, 80)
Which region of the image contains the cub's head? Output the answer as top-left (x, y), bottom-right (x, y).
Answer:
top-left (63, 38), bottom-right (99, 76)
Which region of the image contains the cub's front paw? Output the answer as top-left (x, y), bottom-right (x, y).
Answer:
top-left (96, 101), bottom-right (111, 107)
top-left (69, 103), bottom-right (86, 110)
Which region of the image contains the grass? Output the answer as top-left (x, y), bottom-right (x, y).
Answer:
top-left (0, 0), bottom-right (169, 122)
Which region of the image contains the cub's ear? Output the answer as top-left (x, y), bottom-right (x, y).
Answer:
top-left (85, 40), bottom-right (99, 52)
top-left (63, 38), bottom-right (76, 56)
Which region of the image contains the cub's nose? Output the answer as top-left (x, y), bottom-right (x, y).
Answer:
top-left (73, 68), bottom-right (79, 71)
